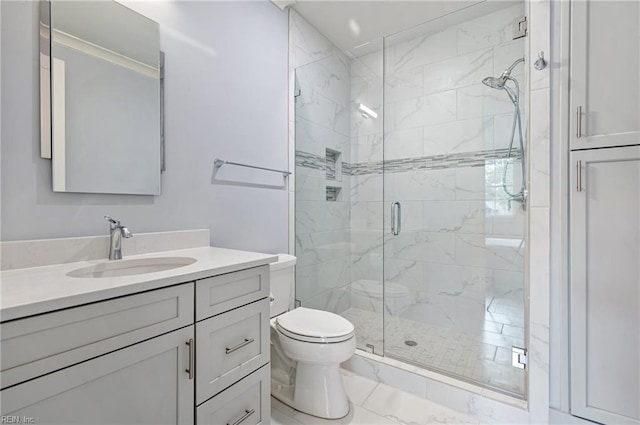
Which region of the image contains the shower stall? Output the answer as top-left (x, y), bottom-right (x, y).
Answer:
top-left (294, 1), bottom-right (528, 398)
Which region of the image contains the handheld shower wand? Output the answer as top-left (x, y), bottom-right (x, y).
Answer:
top-left (482, 58), bottom-right (526, 209)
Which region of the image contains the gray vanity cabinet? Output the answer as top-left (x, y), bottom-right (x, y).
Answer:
top-left (569, 146), bottom-right (640, 424)
top-left (568, 1), bottom-right (640, 422)
top-left (569, 0), bottom-right (639, 150)
top-left (195, 265), bottom-right (271, 424)
top-left (1, 284), bottom-right (194, 389)
top-left (0, 264), bottom-right (272, 425)
top-left (1, 326), bottom-right (194, 424)
top-left (0, 284), bottom-right (195, 425)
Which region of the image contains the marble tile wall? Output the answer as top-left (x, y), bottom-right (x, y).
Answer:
top-left (526, 0), bottom-right (551, 422)
top-left (288, 10), bottom-right (343, 257)
top-left (343, 3), bottom-right (527, 396)
top-left (290, 0), bottom-right (536, 403)
top-left (291, 3), bottom-right (527, 392)
top-left (353, 4), bottom-right (527, 359)
top-left (290, 0), bottom-right (554, 419)
top-left (291, 11), bottom-right (353, 313)
top-left (348, 49), bottom-right (385, 317)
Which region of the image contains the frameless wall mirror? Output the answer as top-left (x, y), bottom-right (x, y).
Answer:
top-left (40, 0), bottom-right (164, 195)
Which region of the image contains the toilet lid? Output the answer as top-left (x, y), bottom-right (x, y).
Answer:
top-left (276, 307), bottom-right (354, 343)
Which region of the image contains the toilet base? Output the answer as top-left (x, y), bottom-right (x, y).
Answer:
top-left (271, 363), bottom-right (350, 419)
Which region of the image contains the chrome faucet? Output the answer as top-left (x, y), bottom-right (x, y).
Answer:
top-left (104, 216), bottom-right (133, 260)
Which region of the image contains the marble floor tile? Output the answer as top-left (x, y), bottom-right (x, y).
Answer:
top-left (272, 407), bottom-right (304, 425)
top-left (292, 403), bottom-right (400, 425)
top-left (363, 382), bottom-right (480, 424)
top-left (342, 369), bottom-right (379, 406)
top-left (272, 396), bottom-right (297, 416)
top-left (270, 369), bottom-right (503, 425)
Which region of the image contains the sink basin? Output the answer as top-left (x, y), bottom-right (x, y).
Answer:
top-left (67, 257), bottom-right (197, 278)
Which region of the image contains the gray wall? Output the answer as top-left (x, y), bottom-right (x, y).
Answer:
top-left (0, 1), bottom-right (289, 254)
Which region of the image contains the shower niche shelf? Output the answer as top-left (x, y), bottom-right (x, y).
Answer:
top-left (325, 149), bottom-right (342, 201)
top-left (325, 148), bottom-right (342, 181)
top-left (326, 186), bottom-right (341, 201)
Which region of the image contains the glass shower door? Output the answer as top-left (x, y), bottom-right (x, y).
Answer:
top-left (382, 1), bottom-right (528, 397)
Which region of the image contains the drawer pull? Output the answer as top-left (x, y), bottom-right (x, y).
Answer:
top-left (186, 338), bottom-right (194, 380)
top-left (228, 409), bottom-right (255, 425)
top-left (225, 338), bottom-right (255, 354)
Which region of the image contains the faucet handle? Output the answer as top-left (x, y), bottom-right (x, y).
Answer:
top-left (104, 215), bottom-right (119, 227)
top-left (121, 226), bottom-right (133, 238)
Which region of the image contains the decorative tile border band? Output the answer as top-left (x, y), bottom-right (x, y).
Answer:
top-left (296, 148), bottom-right (523, 176)
top-left (295, 151), bottom-right (325, 171)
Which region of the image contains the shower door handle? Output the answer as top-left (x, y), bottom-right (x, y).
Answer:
top-left (391, 202), bottom-right (401, 235)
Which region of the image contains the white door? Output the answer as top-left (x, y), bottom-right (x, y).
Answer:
top-left (1, 326), bottom-right (195, 425)
top-left (570, 146), bottom-right (640, 424)
top-left (570, 0), bottom-right (640, 150)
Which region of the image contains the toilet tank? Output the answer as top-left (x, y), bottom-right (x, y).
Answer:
top-left (269, 254), bottom-right (297, 317)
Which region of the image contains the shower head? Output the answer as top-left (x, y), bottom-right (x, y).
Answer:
top-left (482, 76), bottom-right (507, 89)
top-left (482, 57), bottom-right (525, 90)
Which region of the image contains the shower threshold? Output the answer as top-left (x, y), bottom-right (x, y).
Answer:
top-left (344, 348), bottom-right (528, 413)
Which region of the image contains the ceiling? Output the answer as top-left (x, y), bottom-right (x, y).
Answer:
top-left (289, 0), bottom-right (485, 53)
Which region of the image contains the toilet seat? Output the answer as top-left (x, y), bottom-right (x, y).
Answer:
top-left (275, 307), bottom-right (354, 344)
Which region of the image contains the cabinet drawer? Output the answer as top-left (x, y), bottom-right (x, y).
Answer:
top-left (1, 283), bottom-right (194, 389)
top-left (197, 363), bottom-right (270, 425)
top-left (196, 266), bottom-right (268, 320)
top-left (1, 326), bottom-right (194, 424)
top-left (196, 299), bottom-right (270, 404)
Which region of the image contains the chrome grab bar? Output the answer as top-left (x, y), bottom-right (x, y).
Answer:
top-left (391, 202), bottom-right (401, 236)
top-left (225, 338), bottom-right (255, 355)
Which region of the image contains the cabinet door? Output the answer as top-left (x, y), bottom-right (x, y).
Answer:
top-left (570, 146), bottom-right (640, 424)
top-left (1, 283), bottom-right (194, 389)
top-left (570, 0), bottom-right (639, 149)
top-left (1, 326), bottom-right (195, 425)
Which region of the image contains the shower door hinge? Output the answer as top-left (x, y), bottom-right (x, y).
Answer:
top-left (513, 16), bottom-right (527, 39)
top-left (512, 346), bottom-right (528, 369)
top-left (294, 88), bottom-right (301, 97)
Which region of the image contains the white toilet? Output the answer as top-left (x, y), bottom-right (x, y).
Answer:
top-left (269, 254), bottom-right (356, 419)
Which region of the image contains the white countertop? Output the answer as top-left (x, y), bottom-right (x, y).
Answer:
top-left (0, 246), bottom-right (278, 322)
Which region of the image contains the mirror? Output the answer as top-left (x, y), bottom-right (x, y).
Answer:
top-left (40, 1), bottom-right (163, 195)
